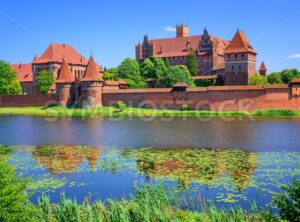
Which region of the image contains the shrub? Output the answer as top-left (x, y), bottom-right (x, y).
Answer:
top-left (274, 179), bottom-right (300, 222)
top-left (114, 101), bottom-right (127, 112)
top-left (182, 104), bottom-right (190, 111)
top-left (249, 74), bottom-right (268, 85)
top-left (0, 160), bottom-right (37, 221)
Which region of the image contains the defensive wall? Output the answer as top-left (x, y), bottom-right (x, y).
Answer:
top-left (1, 84), bottom-right (300, 111)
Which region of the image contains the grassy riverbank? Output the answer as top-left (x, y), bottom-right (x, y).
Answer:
top-left (0, 106), bottom-right (299, 118)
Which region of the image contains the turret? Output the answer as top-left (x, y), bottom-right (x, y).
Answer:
top-left (79, 56), bottom-right (103, 108)
top-left (224, 30), bottom-right (257, 85)
top-left (259, 62), bottom-right (267, 76)
top-left (176, 24), bottom-right (189, 37)
top-left (55, 58), bottom-right (75, 106)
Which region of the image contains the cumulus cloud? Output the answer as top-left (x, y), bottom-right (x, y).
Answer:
top-left (164, 26), bottom-right (176, 32)
top-left (288, 54), bottom-right (300, 59)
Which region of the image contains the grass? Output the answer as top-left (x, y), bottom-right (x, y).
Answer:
top-left (34, 184), bottom-right (266, 222)
top-left (0, 106), bottom-right (299, 118)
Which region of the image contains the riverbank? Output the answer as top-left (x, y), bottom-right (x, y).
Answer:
top-left (0, 106), bottom-right (300, 118)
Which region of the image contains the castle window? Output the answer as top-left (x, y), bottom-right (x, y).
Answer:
top-left (239, 65), bottom-right (241, 70)
top-left (232, 65), bottom-right (234, 70)
top-left (235, 54), bottom-right (237, 58)
top-left (242, 53), bottom-right (244, 58)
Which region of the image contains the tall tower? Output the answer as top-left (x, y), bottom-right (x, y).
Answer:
top-left (55, 58), bottom-right (75, 106)
top-left (224, 30), bottom-right (257, 85)
top-left (176, 24), bottom-right (189, 37)
top-left (79, 56), bottom-right (103, 108)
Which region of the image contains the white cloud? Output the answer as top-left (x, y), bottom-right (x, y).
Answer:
top-left (288, 54), bottom-right (300, 59)
top-left (164, 26), bottom-right (176, 32)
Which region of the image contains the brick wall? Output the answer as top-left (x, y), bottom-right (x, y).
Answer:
top-left (0, 95), bottom-right (55, 107)
top-left (1, 85), bottom-right (300, 111)
top-left (102, 85), bottom-right (300, 111)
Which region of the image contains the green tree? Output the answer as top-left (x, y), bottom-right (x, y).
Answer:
top-left (280, 69), bottom-right (300, 83)
top-left (117, 58), bottom-right (142, 83)
top-left (186, 49), bottom-right (199, 76)
top-left (267, 72), bottom-right (283, 84)
top-left (140, 58), bottom-right (155, 79)
top-left (160, 65), bottom-right (195, 88)
top-left (0, 60), bottom-right (22, 95)
top-left (274, 179), bottom-right (300, 222)
top-left (36, 70), bottom-right (55, 94)
top-left (153, 58), bottom-right (167, 78)
top-left (248, 74), bottom-right (268, 85)
top-left (163, 58), bottom-right (171, 67)
top-left (0, 160), bottom-right (37, 221)
top-left (103, 68), bottom-right (118, 80)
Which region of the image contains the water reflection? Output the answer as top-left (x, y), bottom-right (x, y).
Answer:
top-left (32, 145), bottom-right (102, 173)
top-left (122, 149), bottom-right (257, 190)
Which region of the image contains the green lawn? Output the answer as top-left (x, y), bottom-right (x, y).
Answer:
top-left (0, 106), bottom-right (299, 118)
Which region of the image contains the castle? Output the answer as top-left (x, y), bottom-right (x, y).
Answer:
top-left (136, 25), bottom-right (267, 85)
top-left (4, 25), bottom-right (300, 110)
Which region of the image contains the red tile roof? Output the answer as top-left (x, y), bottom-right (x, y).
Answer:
top-left (56, 59), bottom-right (74, 83)
top-left (192, 75), bottom-right (217, 80)
top-left (290, 78), bottom-right (300, 83)
top-left (118, 79), bottom-right (128, 85)
top-left (81, 56), bottom-right (103, 82)
top-left (259, 62), bottom-right (267, 71)
top-left (149, 35), bottom-right (229, 58)
top-left (11, 63), bottom-right (33, 82)
top-left (104, 80), bottom-right (119, 86)
top-left (33, 43), bottom-right (88, 65)
top-left (224, 31), bottom-right (256, 54)
top-left (173, 82), bottom-right (188, 87)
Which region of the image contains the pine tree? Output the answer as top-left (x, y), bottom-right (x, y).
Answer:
top-left (186, 49), bottom-right (199, 76)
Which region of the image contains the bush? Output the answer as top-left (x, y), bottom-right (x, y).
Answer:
top-left (194, 79), bottom-right (214, 87)
top-left (249, 74), bottom-right (268, 85)
top-left (0, 160), bottom-right (37, 221)
top-left (124, 79), bottom-right (146, 89)
top-left (267, 72), bottom-right (283, 84)
top-left (274, 179), bottom-right (300, 222)
top-left (114, 101), bottom-right (127, 112)
top-left (182, 104), bottom-right (190, 111)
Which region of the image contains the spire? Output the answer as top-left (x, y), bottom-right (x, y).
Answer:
top-left (56, 58), bottom-right (74, 83)
top-left (259, 61), bottom-right (267, 75)
top-left (32, 54), bottom-right (39, 63)
top-left (259, 61), bottom-right (267, 72)
top-left (81, 56), bottom-right (103, 82)
top-left (224, 30), bottom-right (256, 54)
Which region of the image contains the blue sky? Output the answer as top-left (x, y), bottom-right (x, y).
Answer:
top-left (0, 0), bottom-right (300, 72)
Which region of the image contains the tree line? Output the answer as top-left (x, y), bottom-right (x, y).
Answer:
top-left (103, 48), bottom-right (199, 88)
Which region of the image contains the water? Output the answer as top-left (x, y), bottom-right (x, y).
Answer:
top-left (0, 116), bottom-right (300, 210)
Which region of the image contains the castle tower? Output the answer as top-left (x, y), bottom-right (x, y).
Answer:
top-left (224, 30), bottom-right (257, 85)
top-left (176, 24), bottom-right (189, 37)
top-left (79, 56), bottom-right (103, 108)
top-left (259, 62), bottom-right (267, 76)
top-left (55, 58), bottom-right (75, 106)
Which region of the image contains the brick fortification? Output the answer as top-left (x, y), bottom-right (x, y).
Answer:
top-left (2, 82), bottom-right (300, 111)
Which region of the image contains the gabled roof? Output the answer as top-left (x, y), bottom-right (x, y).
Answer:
top-left (56, 59), bottom-right (74, 83)
top-left (34, 43), bottom-right (88, 65)
top-left (290, 78), bottom-right (300, 83)
top-left (81, 56), bottom-right (103, 82)
top-left (259, 62), bottom-right (267, 71)
top-left (148, 35), bottom-right (229, 58)
top-left (11, 63), bottom-right (33, 82)
top-left (224, 31), bottom-right (256, 54)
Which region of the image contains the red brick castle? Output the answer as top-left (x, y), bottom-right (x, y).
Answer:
top-left (136, 25), bottom-right (266, 85)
